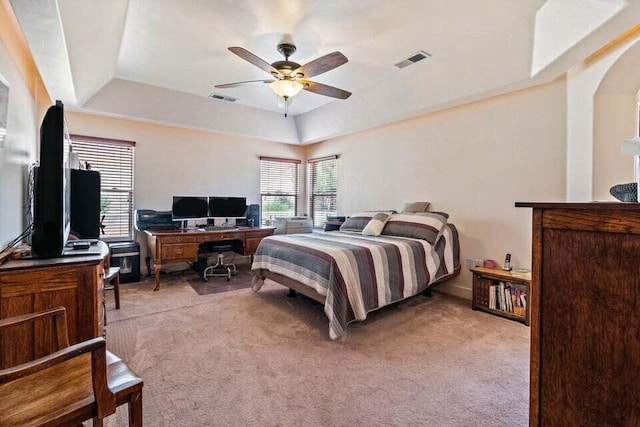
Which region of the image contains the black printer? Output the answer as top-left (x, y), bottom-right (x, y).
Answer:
top-left (134, 209), bottom-right (180, 231)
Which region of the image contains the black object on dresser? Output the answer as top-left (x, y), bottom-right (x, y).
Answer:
top-left (70, 169), bottom-right (101, 239)
top-left (31, 101), bottom-right (70, 258)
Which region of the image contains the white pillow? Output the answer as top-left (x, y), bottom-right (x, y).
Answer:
top-left (401, 201), bottom-right (430, 213)
top-left (362, 212), bottom-right (393, 236)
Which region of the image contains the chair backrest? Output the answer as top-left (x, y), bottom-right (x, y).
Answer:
top-left (0, 306), bottom-right (69, 369)
top-left (0, 307), bottom-right (116, 425)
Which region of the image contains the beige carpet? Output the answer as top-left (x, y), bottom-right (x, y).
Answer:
top-left (103, 267), bottom-right (530, 426)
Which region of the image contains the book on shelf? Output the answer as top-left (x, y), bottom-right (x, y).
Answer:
top-left (483, 280), bottom-right (527, 317)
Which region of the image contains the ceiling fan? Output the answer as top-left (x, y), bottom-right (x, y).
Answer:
top-left (215, 43), bottom-right (351, 116)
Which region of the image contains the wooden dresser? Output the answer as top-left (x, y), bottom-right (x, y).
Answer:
top-left (0, 242), bottom-right (108, 369)
top-left (516, 202), bottom-right (640, 426)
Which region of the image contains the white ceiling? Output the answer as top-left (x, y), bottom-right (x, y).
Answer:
top-left (9, 0), bottom-right (640, 144)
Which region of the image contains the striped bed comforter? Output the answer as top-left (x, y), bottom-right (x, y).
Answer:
top-left (251, 226), bottom-right (459, 340)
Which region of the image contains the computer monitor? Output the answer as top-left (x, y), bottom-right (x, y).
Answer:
top-left (172, 196), bottom-right (209, 220)
top-left (208, 196), bottom-right (247, 218)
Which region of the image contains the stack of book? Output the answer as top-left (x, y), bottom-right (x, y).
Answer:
top-left (488, 281), bottom-right (526, 317)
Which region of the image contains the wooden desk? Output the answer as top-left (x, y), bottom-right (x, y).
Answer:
top-left (145, 227), bottom-right (274, 291)
top-left (0, 242), bottom-right (109, 369)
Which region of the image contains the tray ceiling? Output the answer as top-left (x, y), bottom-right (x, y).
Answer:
top-left (9, 0), bottom-right (638, 144)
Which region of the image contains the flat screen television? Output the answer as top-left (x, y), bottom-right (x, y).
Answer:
top-left (172, 196), bottom-right (209, 220)
top-left (31, 100), bottom-right (72, 258)
top-left (208, 196), bottom-right (247, 218)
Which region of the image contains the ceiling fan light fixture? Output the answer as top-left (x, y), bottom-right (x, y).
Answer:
top-left (269, 79), bottom-right (304, 98)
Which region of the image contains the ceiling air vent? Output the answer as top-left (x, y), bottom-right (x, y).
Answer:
top-left (395, 51), bottom-right (432, 69)
top-left (209, 93), bottom-right (237, 102)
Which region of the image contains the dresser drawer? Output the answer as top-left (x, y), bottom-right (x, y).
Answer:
top-left (162, 244), bottom-right (197, 260)
top-left (161, 236), bottom-right (196, 244)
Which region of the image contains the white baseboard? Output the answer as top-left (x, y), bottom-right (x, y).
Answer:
top-left (434, 281), bottom-right (471, 300)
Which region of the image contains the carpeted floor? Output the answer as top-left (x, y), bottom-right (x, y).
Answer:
top-left (103, 264), bottom-right (530, 426)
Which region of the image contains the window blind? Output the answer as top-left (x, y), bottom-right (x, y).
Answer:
top-left (71, 135), bottom-right (135, 240)
top-left (260, 157), bottom-right (300, 225)
top-left (309, 156), bottom-right (338, 228)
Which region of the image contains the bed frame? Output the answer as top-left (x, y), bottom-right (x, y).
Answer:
top-left (255, 264), bottom-right (462, 304)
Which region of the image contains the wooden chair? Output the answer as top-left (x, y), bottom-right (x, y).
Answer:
top-left (0, 307), bottom-right (143, 426)
top-left (105, 266), bottom-right (121, 310)
top-left (103, 257), bottom-right (121, 327)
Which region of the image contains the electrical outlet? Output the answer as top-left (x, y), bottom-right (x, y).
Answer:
top-left (466, 258), bottom-right (483, 269)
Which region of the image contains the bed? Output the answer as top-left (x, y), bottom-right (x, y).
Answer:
top-left (251, 211), bottom-right (461, 339)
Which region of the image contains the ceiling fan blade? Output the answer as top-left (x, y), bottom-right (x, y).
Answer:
top-left (228, 47), bottom-right (283, 78)
top-left (301, 80), bottom-right (351, 99)
top-left (215, 79), bottom-right (274, 88)
top-left (293, 52), bottom-right (348, 79)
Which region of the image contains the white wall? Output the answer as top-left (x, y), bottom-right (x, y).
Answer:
top-left (305, 79), bottom-right (568, 298)
top-left (0, 20), bottom-right (39, 247)
top-left (591, 37), bottom-right (640, 200)
top-left (593, 93), bottom-right (637, 199)
top-left (565, 34), bottom-right (640, 201)
top-left (66, 113), bottom-right (306, 211)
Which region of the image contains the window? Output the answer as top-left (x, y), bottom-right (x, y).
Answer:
top-left (309, 156), bottom-right (338, 228)
top-left (260, 157), bottom-right (300, 225)
top-left (71, 135), bottom-right (135, 241)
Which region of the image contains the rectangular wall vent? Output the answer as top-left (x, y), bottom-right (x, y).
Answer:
top-left (209, 93), bottom-right (237, 102)
top-left (395, 50), bottom-right (432, 69)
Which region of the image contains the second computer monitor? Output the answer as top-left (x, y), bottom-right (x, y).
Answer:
top-left (208, 196), bottom-right (247, 218)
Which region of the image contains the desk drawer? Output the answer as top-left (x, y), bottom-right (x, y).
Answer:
top-left (161, 236), bottom-right (196, 244)
top-left (162, 244), bottom-right (197, 260)
top-left (199, 232), bottom-right (243, 242)
top-left (245, 230), bottom-right (274, 239)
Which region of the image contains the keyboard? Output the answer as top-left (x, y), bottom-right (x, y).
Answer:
top-left (204, 226), bottom-right (237, 231)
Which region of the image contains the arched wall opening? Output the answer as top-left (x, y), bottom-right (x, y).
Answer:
top-left (592, 38), bottom-right (640, 200)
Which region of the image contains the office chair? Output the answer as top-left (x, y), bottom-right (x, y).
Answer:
top-left (202, 244), bottom-right (236, 281)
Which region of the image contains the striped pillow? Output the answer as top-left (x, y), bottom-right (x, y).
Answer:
top-left (362, 212), bottom-right (393, 236)
top-left (381, 212), bottom-right (448, 243)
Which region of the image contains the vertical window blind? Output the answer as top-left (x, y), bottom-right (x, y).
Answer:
top-left (70, 135), bottom-right (135, 240)
top-left (309, 155), bottom-right (338, 228)
top-left (260, 157), bottom-right (300, 225)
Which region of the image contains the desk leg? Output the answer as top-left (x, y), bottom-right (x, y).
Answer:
top-left (153, 264), bottom-right (161, 291)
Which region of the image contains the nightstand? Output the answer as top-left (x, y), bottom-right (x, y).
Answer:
top-left (471, 266), bottom-right (531, 325)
